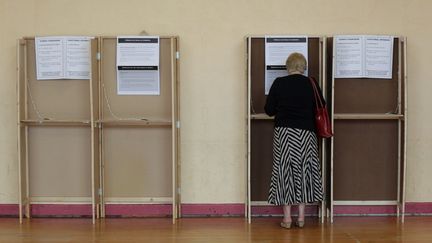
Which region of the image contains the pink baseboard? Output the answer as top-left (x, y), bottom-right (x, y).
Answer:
top-left (181, 204), bottom-right (245, 216)
top-left (31, 204), bottom-right (92, 217)
top-left (251, 205), bottom-right (319, 215)
top-left (1, 202), bottom-right (432, 217)
top-left (333, 205), bottom-right (397, 215)
top-left (405, 202), bottom-right (432, 214)
top-left (105, 204), bottom-right (172, 217)
top-left (0, 204), bottom-right (18, 216)
top-left (0, 204), bottom-right (92, 217)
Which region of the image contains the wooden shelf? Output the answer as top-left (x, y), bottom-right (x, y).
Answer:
top-left (20, 119), bottom-right (91, 126)
top-left (98, 119), bottom-right (172, 127)
top-left (334, 113), bottom-right (404, 120)
top-left (250, 113), bottom-right (273, 120)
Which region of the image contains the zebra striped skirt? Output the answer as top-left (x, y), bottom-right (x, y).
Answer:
top-left (268, 127), bottom-right (323, 205)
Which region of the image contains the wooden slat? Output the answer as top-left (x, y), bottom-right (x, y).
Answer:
top-left (20, 119), bottom-right (91, 126)
top-left (89, 38), bottom-right (96, 224)
top-left (17, 39), bottom-right (23, 223)
top-left (98, 119), bottom-right (171, 126)
top-left (402, 37), bottom-right (408, 222)
top-left (247, 37), bottom-right (252, 224)
top-left (250, 113), bottom-right (273, 120)
top-left (333, 113), bottom-right (403, 120)
top-left (99, 37), bottom-right (106, 218)
top-left (175, 37), bottom-right (181, 219)
top-left (170, 37), bottom-right (177, 222)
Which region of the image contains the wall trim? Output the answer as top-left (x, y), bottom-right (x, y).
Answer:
top-left (405, 202), bottom-right (432, 214)
top-left (333, 205), bottom-right (397, 215)
top-left (105, 204), bottom-right (172, 217)
top-left (181, 203), bottom-right (245, 216)
top-left (0, 204), bottom-right (18, 216)
top-left (1, 202), bottom-right (432, 217)
top-left (251, 205), bottom-right (319, 216)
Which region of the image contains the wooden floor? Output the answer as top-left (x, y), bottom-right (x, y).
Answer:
top-left (1, 216), bottom-right (432, 242)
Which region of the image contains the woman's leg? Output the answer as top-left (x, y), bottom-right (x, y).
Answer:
top-left (298, 203), bottom-right (305, 222)
top-left (283, 205), bottom-right (291, 223)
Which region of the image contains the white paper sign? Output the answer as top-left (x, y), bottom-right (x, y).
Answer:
top-left (116, 36), bottom-right (160, 95)
top-left (65, 37), bottom-right (92, 79)
top-left (265, 36), bottom-right (308, 94)
top-left (334, 35), bottom-right (393, 79)
top-left (364, 36), bottom-right (394, 78)
top-left (35, 36), bottom-right (91, 80)
top-left (334, 36), bottom-right (363, 78)
top-left (35, 37), bottom-right (64, 79)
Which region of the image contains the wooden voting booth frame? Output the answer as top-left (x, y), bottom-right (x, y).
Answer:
top-left (17, 37), bottom-right (100, 223)
top-left (17, 36), bottom-right (180, 223)
top-left (327, 36), bottom-right (407, 223)
top-left (98, 36), bottom-right (180, 221)
top-left (246, 36), bottom-right (329, 223)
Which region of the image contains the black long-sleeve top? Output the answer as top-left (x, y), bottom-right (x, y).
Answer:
top-left (264, 74), bottom-right (325, 132)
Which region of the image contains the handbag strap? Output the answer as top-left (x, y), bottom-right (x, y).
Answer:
top-left (309, 77), bottom-right (324, 108)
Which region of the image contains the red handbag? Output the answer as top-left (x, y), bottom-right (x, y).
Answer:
top-left (310, 78), bottom-right (333, 138)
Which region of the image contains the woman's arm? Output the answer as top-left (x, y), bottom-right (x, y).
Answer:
top-left (264, 79), bottom-right (278, 116)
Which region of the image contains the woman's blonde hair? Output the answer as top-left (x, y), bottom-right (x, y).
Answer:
top-left (286, 53), bottom-right (307, 74)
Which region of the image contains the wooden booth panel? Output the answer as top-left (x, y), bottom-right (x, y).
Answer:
top-left (93, 127), bottom-right (101, 205)
top-left (18, 41), bottom-right (26, 120)
top-left (18, 126), bottom-right (28, 205)
top-left (400, 119), bottom-right (406, 201)
top-left (103, 127), bottom-right (172, 198)
top-left (90, 39), bottom-right (100, 120)
top-left (401, 39), bottom-right (406, 116)
top-left (333, 120), bottom-right (398, 201)
top-left (333, 38), bottom-right (400, 114)
top-left (17, 41), bottom-right (28, 206)
top-left (250, 37), bottom-right (321, 114)
top-left (24, 39), bottom-right (95, 120)
top-left (100, 38), bottom-right (173, 121)
top-left (28, 127), bottom-right (92, 198)
top-left (251, 120), bottom-right (274, 201)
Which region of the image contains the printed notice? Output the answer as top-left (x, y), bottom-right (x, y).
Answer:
top-left (65, 37), bottom-right (92, 79)
top-left (35, 37), bottom-right (64, 79)
top-left (334, 35), bottom-right (393, 79)
top-left (116, 36), bottom-right (160, 95)
top-left (334, 36), bottom-right (363, 78)
top-left (35, 36), bottom-right (91, 80)
top-left (265, 36), bottom-right (308, 94)
top-left (365, 36), bottom-right (393, 78)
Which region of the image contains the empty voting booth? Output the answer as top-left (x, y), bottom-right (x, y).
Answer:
top-left (17, 36), bottom-right (180, 223)
top-left (327, 36), bottom-right (407, 222)
top-left (98, 36), bottom-right (180, 221)
top-left (17, 37), bottom-right (100, 223)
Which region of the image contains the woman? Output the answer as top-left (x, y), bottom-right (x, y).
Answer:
top-left (265, 53), bottom-right (324, 229)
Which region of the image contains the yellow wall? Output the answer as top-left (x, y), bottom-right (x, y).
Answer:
top-left (1, 0), bottom-right (431, 204)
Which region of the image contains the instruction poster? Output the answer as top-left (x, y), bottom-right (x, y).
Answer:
top-left (334, 35), bottom-right (394, 79)
top-left (35, 36), bottom-right (92, 80)
top-left (265, 36), bottom-right (308, 95)
top-left (116, 36), bottom-right (160, 95)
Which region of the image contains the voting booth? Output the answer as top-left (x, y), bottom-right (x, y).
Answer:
top-left (98, 36), bottom-right (180, 221)
top-left (17, 36), bottom-right (180, 223)
top-left (17, 37), bottom-right (99, 223)
top-left (245, 36), bottom-right (329, 223)
top-left (327, 35), bottom-right (407, 222)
